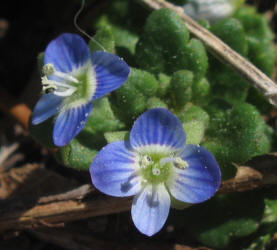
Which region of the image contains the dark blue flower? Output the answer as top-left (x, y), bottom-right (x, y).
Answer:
top-left (32, 33), bottom-right (130, 146)
top-left (90, 108), bottom-right (221, 236)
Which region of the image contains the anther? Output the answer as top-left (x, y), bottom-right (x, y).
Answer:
top-left (160, 156), bottom-right (189, 170)
top-left (43, 64), bottom-right (55, 76)
top-left (140, 155), bottom-right (153, 168)
top-left (41, 76), bottom-right (77, 97)
top-left (45, 88), bottom-right (55, 94)
top-left (173, 157), bottom-right (189, 170)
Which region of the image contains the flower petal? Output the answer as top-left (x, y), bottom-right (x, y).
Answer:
top-left (90, 51), bottom-right (130, 100)
top-left (131, 184), bottom-right (170, 236)
top-left (90, 141), bottom-right (141, 197)
top-left (32, 94), bottom-right (63, 125)
top-left (130, 108), bottom-right (186, 150)
top-left (44, 33), bottom-right (90, 73)
top-left (168, 144), bottom-right (221, 204)
top-left (53, 102), bottom-right (93, 146)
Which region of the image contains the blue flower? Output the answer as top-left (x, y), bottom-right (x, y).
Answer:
top-left (31, 33), bottom-right (130, 146)
top-left (90, 108), bottom-right (221, 236)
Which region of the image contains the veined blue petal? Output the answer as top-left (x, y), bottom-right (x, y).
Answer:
top-left (131, 184), bottom-right (170, 236)
top-left (168, 145), bottom-right (221, 204)
top-left (44, 33), bottom-right (90, 73)
top-left (90, 141), bottom-right (141, 197)
top-left (130, 108), bottom-right (186, 150)
top-left (32, 94), bottom-right (63, 125)
top-left (91, 51), bottom-right (130, 100)
top-left (53, 102), bottom-right (93, 146)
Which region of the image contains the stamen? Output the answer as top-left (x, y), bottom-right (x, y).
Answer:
top-left (41, 76), bottom-right (77, 97)
top-left (45, 88), bottom-right (55, 94)
top-left (54, 87), bottom-right (77, 97)
top-left (173, 157), bottom-right (189, 170)
top-left (159, 157), bottom-right (174, 167)
top-left (160, 156), bottom-right (189, 170)
top-left (140, 155), bottom-right (153, 168)
top-left (43, 63), bottom-right (55, 76)
top-left (43, 64), bottom-right (79, 83)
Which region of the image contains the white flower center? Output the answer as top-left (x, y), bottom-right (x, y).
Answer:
top-left (138, 151), bottom-right (189, 184)
top-left (140, 155), bottom-right (154, 168)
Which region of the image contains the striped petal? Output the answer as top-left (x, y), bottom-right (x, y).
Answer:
top-left (131, 184), bottom-right (170, 236)
top-left (32, 94), bottom-right (63, 125)
top-left (167, 144), bottom-right (221, 204)
top-left (90, 141), bottom-right (141, 197)
top-left (53, 102), bottom-right (93, 146)
top-left (130, 108), bottom-right (186, 150)
top-left (44, 33), bottom-right (90, 73)
top-left (91, 51), bottom-right (130, 100)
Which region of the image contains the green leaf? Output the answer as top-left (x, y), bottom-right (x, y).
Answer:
top-left (89, 26), bottom-right (115, 53)
top-left (156, 73), bottom-right (171, 98)
top-left (135, 8), bottom-right (190, 74)
top-left (207, 67), bottom-right (249, 104)
top-left (104, 131), bottom-right (129, 143)
top-left (247, 37), bottom-right (275, 77)
top-left (112, 68), bottom-right (158, 122)
top-left (191, 78), bottom-right (211, 106)
top-left (211, 18), bottom-right (248, 56)
top-left (95, 15), bottom-right (139, 64)
top-left (177, 104), bottom-right (210, 128)
top-left (84, 97), bottom-right (124, 134)
top-left (234, 7), bottom-right (274, 43)
top-left (169, 70), bottom-right (193, 108)
top-left (183, 39), bottom-right (208, 82)
top-left (55, 131), bottom-right (99, 170)
top-left (177, 104), bottom-right (209, 145)
top-left (146, 97), bottom-right (168, 109)
top-left (183, 120), bottom-right (205, 145)
top-left (203, 103), bottom-right (271, 180)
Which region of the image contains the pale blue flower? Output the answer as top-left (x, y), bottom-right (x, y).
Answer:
top-left (90, 108), bottom-right (221, 236)
top-left (32, 33), bottom-right (130, 146)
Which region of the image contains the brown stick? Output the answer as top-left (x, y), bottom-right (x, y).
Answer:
top-left (1, 153), bottom-right (277, 231)
top-left (137, 0), bottom-right (277, 106)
